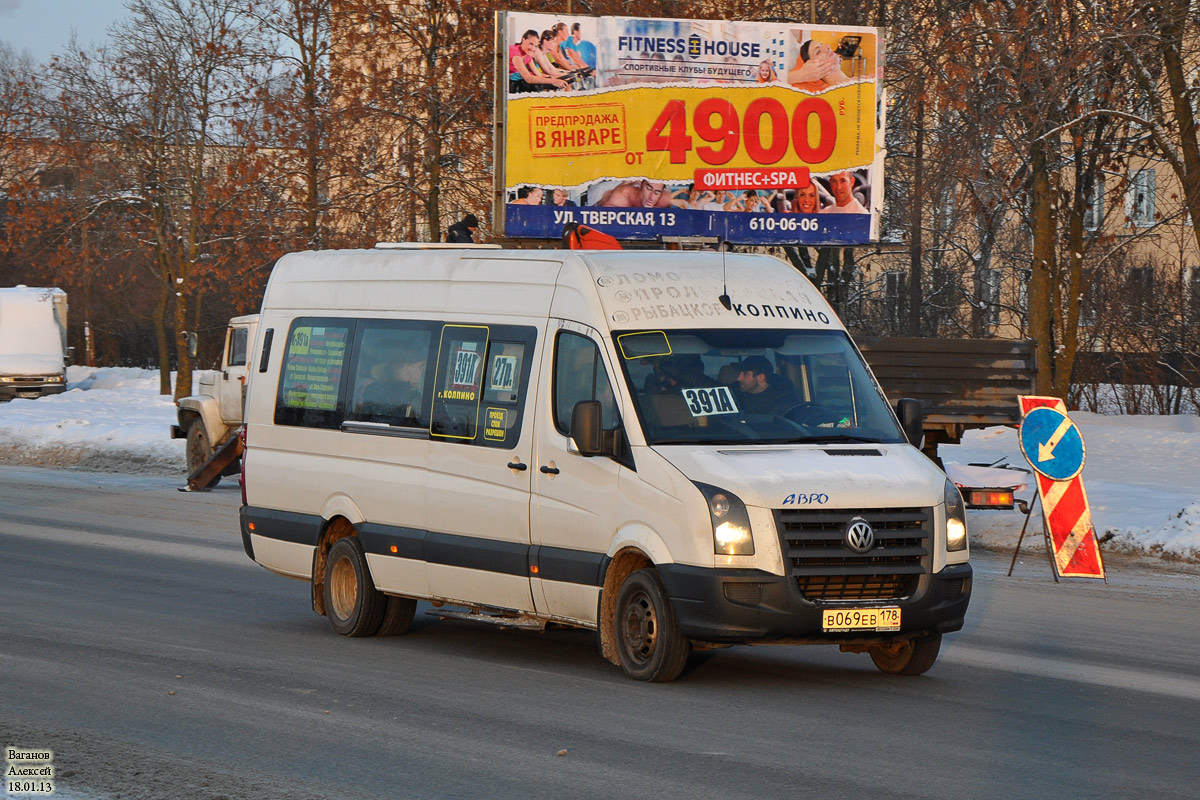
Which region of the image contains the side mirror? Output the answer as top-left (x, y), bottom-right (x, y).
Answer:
top-left (186, 332), bottom-right (199, 360)
top-left (896, 397), bottom-right (924, 448)
top-left (65, 345), bottom-right (76, 366)
top-left (570, 400), bottom-right (603, 456)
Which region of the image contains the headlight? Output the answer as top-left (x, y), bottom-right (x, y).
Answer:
top-left (945, 478), bottom-right (968, 552)
top-left (694, 482), bottom-right (754, 555)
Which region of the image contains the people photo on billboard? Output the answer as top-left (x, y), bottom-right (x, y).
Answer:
top-left (500, 12), bottom-right (884, 245)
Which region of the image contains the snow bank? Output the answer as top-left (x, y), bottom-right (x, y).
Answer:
top-left (0, 366), bottom-right (184, 472)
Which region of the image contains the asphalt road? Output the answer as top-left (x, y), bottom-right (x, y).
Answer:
top-left (2, 465), bottom-right (1198, 800)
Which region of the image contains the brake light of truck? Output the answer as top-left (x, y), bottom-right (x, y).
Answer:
top-left (239, 425), bottom-right (248, 506)
top-left (963, 488), bottom-right (1014, 510)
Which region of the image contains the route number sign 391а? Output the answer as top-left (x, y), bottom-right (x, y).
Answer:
top-left (1017, 396), bottom-right (1106, 580)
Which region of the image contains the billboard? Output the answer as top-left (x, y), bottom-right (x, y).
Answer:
top-left (495, 12), bottom-right (885, 245)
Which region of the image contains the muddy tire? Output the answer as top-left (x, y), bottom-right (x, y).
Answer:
top-left (376, 595), bottom-right (417, 636)
top-left (186, 424), bottom-right (220, 488)
top-left (323, 537), bottom-right (384, 637)
top-left (614, 569), bottom-right (690, 682)
top-left (868, 634), bottom-right (942, 675)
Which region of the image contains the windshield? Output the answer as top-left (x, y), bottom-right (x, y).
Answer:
top-left (613, 328), bottom-right (906, 446)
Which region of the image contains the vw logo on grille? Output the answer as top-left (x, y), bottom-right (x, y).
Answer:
top-left (844, 518), bottom-right (875, 553)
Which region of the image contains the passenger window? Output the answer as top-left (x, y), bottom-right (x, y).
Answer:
top-left (274, 319), bottom-right (352, 428)
top-left (477, 340), bottom-right (527, 445)
top-left (423, 324), bottom-right (537, 448)
top-left (346, 322), bottom-right (434, 427)
top-left (228, 327), bottom-right (248, 367)
top-left (430, 325), bottom-right (490, 441)
top-left (553, 332), bottom-right (619, 435)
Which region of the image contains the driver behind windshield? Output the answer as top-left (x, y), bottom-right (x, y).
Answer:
top-left (733, 355), bottom-right (802, 416)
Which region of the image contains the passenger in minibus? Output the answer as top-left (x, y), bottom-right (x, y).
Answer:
top-left (643, 354), bottom-right (708, 393)
top-left (359, 354), bottom-right (426, 421)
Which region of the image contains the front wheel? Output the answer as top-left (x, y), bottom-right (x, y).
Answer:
top-left (323, 537), bottom-right (385, 637)
top-left (868, 634), bottom-right (942, 675)
top-left (185, 424), bottom-right (220, 487)
top-left (614, 569), bottom-right (690, 682)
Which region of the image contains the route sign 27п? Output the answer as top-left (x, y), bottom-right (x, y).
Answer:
top-left (1017, 396), bottom-right (1106, 580)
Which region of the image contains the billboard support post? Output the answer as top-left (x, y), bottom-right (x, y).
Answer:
top-left (493, 11), bottom-right (508, 236)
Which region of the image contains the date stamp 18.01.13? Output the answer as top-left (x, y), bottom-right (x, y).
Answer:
top-left (6, 747), bottom-right (55, 795)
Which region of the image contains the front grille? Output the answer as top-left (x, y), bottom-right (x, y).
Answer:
top-left (775, 507), bottom-right (932, 602)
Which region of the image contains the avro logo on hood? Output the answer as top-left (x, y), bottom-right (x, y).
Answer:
top-left (782, 493), bottom-right (829, 505)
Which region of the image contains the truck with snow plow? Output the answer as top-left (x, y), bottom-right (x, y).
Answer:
top-left (171, 314), bottom-right (258, 490)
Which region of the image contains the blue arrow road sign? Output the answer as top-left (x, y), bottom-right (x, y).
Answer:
top-left (1019, 406), bottom-right (1086, 481)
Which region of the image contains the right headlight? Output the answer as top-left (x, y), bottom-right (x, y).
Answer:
top-left (694, 482), bottom-right (754, 555)
top-left (945, 478), bottom-right (968, 552)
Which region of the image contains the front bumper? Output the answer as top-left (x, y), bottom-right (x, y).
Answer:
top-left (658, 562), bottom-right (972, 645)
top-left (0, 380), bottom-right (66, 400)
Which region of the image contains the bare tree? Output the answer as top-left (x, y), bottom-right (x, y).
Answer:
top-left (252, 0), bottom-right (336, 249)
top-left (332, 0), bottom-right (495, 242)
top-left (0, 43), bottom-right (42, 196)
top-left (44, 0), bottom-right (273, 397)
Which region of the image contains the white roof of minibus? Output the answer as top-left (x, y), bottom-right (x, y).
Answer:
top-left (260, 249), bottom-right (841, 333)
top-left (262, 248), bottom-right (565, 320)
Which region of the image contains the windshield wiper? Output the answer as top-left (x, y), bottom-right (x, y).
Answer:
top-left (778, 434), bottom-right (884, 444)
top-left (652, 438), bottom-right (754, 446)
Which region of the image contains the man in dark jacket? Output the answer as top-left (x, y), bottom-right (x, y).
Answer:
top-left (734, 355), bottom-right (801, 416)
top-left (446, 214), bottom-right (478, 243)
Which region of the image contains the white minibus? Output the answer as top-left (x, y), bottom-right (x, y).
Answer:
top-left (238, 246), bottom-right (970, 681)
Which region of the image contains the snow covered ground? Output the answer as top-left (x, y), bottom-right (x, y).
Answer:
top-left (1, 366), bottom-right (1197, 565)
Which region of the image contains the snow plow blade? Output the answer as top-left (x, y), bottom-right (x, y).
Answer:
top-left (183, 432), bottom-right (243, 492)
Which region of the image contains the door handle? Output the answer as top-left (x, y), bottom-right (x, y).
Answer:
top-left (507, 461), bottom-right (528, 471)
top-left (539, 465), bottom-right (560, 475)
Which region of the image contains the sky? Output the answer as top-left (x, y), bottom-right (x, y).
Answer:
top-left (0, 365), bottom-right (1197, 564)
top-left (0, 0), bottom-right (129, 63)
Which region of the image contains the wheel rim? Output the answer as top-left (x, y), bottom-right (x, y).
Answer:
top-left (620, 590), bottom-right (657, 665)
top-left (328, 554), bottom-right (358, 622)
top-left (871, 640), bottom-right (914, 670)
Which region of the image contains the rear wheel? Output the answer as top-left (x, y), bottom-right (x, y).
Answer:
top-left (614, 569), bottom-right (690, 682)
top-left (868, 634), bottom-right (942, 675)
top-left (323, 537), bottom-right (385, 637)
top-left (376, 595), bottom-right (417, 636)
top-left (185, 424), bottom-right (220, 487)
